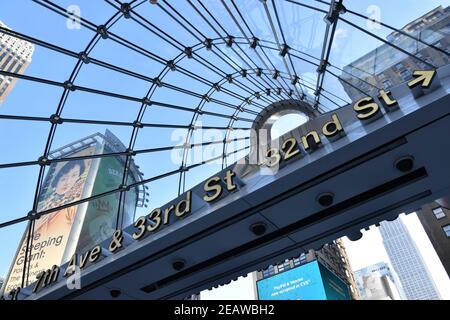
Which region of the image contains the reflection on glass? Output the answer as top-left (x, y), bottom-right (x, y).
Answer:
top-left (340, 5), bottom-right (449, 100)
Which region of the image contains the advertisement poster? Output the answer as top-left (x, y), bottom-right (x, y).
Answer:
top-left (75, 154), bottom-right (137, 253)
top-left (319, 262), bottom-right (352, 300)
top-left (4, 146), bottom-right (95, 293)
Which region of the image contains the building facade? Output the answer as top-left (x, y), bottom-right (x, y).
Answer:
top-left (416, 201), bottom-right (450, 278)
top-left (253, 239), bottom-right (360, 300)
top-left (379, 218), bottom-right (441, 300)
top-left (0, 20), bottom-right (34, 104)
top-left (340, 5), bottom-right (450, 101)
top-left (354, 262), bottom-right (403, 300)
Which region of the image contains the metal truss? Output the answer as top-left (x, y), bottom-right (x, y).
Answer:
top-left (0, 0), bottom-right (447, 291)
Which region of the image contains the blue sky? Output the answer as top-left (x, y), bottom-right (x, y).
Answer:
top-left (0, 0), bottom-right (448, 288)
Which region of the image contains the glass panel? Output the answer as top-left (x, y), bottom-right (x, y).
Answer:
top-left (1, 0), bottom-right (450, 295)
top-left (329, 0), bottom-right (450, 101)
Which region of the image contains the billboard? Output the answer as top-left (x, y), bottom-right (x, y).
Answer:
top-left (4, 131), bottom-right (142, 294)
top-left (319, 261), bottom-right (353, 300)
top-left (4, 146), bottom-right (96, 293)
top-left (75, 152), bottom-right (137, 253)
top-left (256, 260), bottom-right (351, 300)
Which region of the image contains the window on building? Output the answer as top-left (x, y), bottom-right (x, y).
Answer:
top-left (0, 54), bottom-right (13, 70)
top-left (443, 224), bottom-right (450, 238)
top-left (399, 69), bottom-right (412, 81)
top-left (417, 61), bottom-right (429, 70)
top-left (293, 253), bottom-right (307, 266)
top-left (424, 57), bottom-right (433, 65)
top-left (0, 50), bottom-right (7, 61)
top-left (360, 81), bottom-right (369, 91)
top-left (395, 63), bottom-right (404, 70)
top-left (432, 207), bottom-right (446, 220)
top-left (262, 265), bottom-right (276, 278)
top-left (13, 62), bottom-right (23, 74)
top-left (7, 59), bottom-right (18, 72)
top-left (382, 79), bottom-right (393, 89)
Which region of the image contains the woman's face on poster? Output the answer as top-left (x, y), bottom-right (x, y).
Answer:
top-left (55, 165), bottom-right (81, 195)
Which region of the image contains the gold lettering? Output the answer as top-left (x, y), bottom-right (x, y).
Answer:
top-left (45, 265), bottom-right (59, 286)
top-left (147, 208), bottom-right (161, 232)
top-left (33, 272), bottom-right (45, 293)
top-left (163, 205), bottom-right (175, 225)
top-left (265, 148), bottom-right (281, 167)
top-left (108, 230), bottom-right (123, 253)
top-left (282, 138), bottom-right (300, 161)
top-left (203, 176), bottom-right (223, 202)
top-left (223, 170), bottom-right (237, 191)
top-left (301, 131), bottom-right (321, 151)
top-left (407, 70), bottom-right (436, 89)
top-left (89, 246), bottom-right (101, 263)
top-left (42, 270), bottom-right (52, 287)
top-left (322, 114), bottom-right (343, 138)
top-left (281, 138), bottom-right (300, 160)
top-left (132, 216), bottom-right (147, 240)
top-left (79, 251), bottom-right (90, 269)
top-left (378, 89), bottom-right (398, 111)
top-left (64, 254), bottom-right (77, 278)
top-left (353, 97), bottom-right (380, 120)
top-left (175, 191), bottom-right (191, 217)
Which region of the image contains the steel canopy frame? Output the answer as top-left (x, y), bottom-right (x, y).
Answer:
top-left (0, 0), bottom-right (447, 295)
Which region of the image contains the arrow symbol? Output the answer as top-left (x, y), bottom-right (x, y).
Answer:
top-left (407, 70), bottom-right (436, 89)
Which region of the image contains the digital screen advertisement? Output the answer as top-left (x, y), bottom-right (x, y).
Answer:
top-left (256, 260), bottom-right (351, 300)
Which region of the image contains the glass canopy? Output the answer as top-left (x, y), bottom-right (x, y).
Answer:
top-left (0, 0), bottom-right (448, 291)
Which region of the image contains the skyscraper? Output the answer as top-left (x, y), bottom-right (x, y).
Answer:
top-left (253, 239), bottom-right (360, 300)
top-left (379, 218), bottom-right (441, 300)
top-left (340, 5), bottom-right (449, 101)
top-left (354, 262), bottom-right (403, 300)
top-left (0, 20), bottom-right (34, 104)
top-left (416, 200), bottom-right (450, 278)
